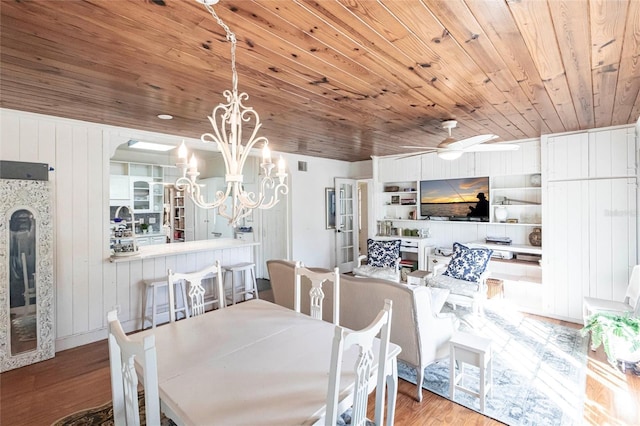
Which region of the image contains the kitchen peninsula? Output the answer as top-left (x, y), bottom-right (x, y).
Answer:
top-left (109, 238), bottom-right (257, 263)
top-left (107, 238), bottom-right (259, 335)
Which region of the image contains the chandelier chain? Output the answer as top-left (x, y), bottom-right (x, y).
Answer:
top-left (202, 4), bottom-right (238, 92)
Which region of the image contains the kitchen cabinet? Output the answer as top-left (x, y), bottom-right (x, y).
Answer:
top-left (109, 161), bottom-right (164, 212)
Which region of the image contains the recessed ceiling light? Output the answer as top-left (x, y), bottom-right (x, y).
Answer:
top-left (128, 140), bottom-right (175, 151)
top-left (157, 114), bottom-right (173, 120)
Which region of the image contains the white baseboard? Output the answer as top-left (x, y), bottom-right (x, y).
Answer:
top-left (54, 318), bottom-right (140, 352)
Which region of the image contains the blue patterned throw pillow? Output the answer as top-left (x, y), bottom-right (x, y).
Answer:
top-left (367, 238), bottom-right (401, 268)
top-left (443, 242), bottom-right (493, 282)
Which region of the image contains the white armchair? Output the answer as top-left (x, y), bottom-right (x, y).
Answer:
top-left (426, 242), bottom-right (493, 315)
top-left (352, 238), bottom-right (402, 283)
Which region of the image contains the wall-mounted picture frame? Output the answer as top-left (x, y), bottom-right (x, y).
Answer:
top-left (325, 187), bottom-right (336, 229)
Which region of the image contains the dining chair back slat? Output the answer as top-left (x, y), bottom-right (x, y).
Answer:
top-left (168, 261), bottom-right (224, 320)
top-left (294, 262), bottom-right (340, 325)
top-left (325, 299), bottom-right (393, 426)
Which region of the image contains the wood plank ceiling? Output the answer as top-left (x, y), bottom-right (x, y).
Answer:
top-left (1, 0), bottom-right (639, 162)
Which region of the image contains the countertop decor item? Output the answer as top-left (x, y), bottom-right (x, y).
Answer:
top-left (494, 206), bottom-right (508, 223)
top-left (529, 227), bottom-right (542, 246)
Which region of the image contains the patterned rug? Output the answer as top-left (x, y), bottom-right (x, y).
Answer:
top-left (51, 391), bottom-right (176, 426)
top-left (398, 300), bottom-right (588, 426)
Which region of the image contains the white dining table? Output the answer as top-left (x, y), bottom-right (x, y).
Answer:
top-left (132, 299), bottom-right (401, 426)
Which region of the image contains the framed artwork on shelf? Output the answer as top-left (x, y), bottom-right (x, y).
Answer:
top-left (325, 187), bottom-right (336, 229)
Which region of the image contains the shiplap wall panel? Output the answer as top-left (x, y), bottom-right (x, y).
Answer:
top-left (0, 113), bottom-right (20, 159)
top-left (87, 128), bottom-right (106, 331)
top-left (55, 123), bottom-right (75, 338)
top-left (37, 121), bottom-right (56, 164)
top-left (19, 117), bottom-right (38, 161)
top-left (115, 261), bottom-right (132, 323)
top-left (71, 127), bottom-right (90, 334)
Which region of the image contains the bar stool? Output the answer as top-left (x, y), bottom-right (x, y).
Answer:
top-left (222, 262), bottom-right (259, 305)
top-left (449, 331), bottom-right (493, 411)
top-left (141, 279), bottom-right (189, 329)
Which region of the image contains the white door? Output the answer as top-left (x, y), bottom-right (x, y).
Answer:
top-left (334, 178), bottom-right (359, 273)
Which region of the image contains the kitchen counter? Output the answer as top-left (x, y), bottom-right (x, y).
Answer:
top-left (110, 238), bottom-right (259, 263)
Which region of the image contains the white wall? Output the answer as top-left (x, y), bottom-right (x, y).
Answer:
top-left (0, 108), bottom-right (361, 350)
top-left (275, 153), bottom-right (353, 268)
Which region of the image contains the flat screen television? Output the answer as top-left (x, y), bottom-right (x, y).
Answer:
top-left (420, 176), bottom-right (490, 220)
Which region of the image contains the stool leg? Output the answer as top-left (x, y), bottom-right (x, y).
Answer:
top-left (250, 267), bottom-right (259, 300)
top-left (141, 285), bottom-right (149, 330)
top-left (151, 285), bottom-right (158, 328)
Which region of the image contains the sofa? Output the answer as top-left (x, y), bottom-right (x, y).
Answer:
top-left (266, 259), bottom-right (458, 402)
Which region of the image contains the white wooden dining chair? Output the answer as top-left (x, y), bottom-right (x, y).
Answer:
top-left (325, 299), bottom-right (393, 426)
top-left (294, 262), bottom-right (340, 325)
top-left (168, 261), bottom-right (224, 319)
top-left (107, 310), bottom-right (161, 426)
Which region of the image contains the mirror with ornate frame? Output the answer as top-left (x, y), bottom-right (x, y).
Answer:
top-left (1, 178), bottom-right (54, 372)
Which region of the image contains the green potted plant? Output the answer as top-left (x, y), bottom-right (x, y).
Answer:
top-left (581, 312), bottom-right (640, 371)
top-left (139, 223), bottom-right (149, 234)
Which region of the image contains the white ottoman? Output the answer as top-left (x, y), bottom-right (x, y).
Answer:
top-left (449, 331), bottom-right (493, 411)
top-left (407, 269), bottom-right (430, 286)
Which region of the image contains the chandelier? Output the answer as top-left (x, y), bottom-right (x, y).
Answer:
top-left (175, 0), bottom-right (288, 227)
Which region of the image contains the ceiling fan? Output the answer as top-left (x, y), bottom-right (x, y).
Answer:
top-left (401, 120), bottom-right (519, 160)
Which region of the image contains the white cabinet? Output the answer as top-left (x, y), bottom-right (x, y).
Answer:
top-left (542, 125), bottom-right (637, 322)
top-left (372, 236), bottom-right (434, 273)
top-left (109, 175), bottom-right (131, 205)
top-left (110, 162), bottom-right (164, 212)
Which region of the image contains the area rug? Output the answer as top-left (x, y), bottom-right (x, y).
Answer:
top-left (11, 315), bottom-right (37, 342)
top-left (51, 391), bottom-right (176, 426)
top-left (398, 301), bottom-right (589, 426)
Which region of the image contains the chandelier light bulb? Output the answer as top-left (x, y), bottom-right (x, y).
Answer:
top-left (262, 144), bottom-right (272, 164)
top-left (278, 156), bottom-right (285, 174)
top-left (178, 141), bottom-right (188, 160)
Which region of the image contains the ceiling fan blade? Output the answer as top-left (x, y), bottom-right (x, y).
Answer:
top-left (393, 149), bottom-right (436, 159)
top-left (400, 145), bottom-right (433, 149)
top-left (446, 134), bottom-right (498, 150)
top-left (464, 143), bottom-right (520, 152)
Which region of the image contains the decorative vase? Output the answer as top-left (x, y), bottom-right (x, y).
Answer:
top-left (494, 206), bottom-right (508, 223)
top-left (529, 227), bottom-right (542, 246)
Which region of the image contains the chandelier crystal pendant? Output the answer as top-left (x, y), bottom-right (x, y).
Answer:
top-left (175, 0), bottom-right (288, 227)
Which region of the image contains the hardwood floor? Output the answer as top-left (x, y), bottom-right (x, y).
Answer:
top-left (1, 305), bottom-right (638, 425)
